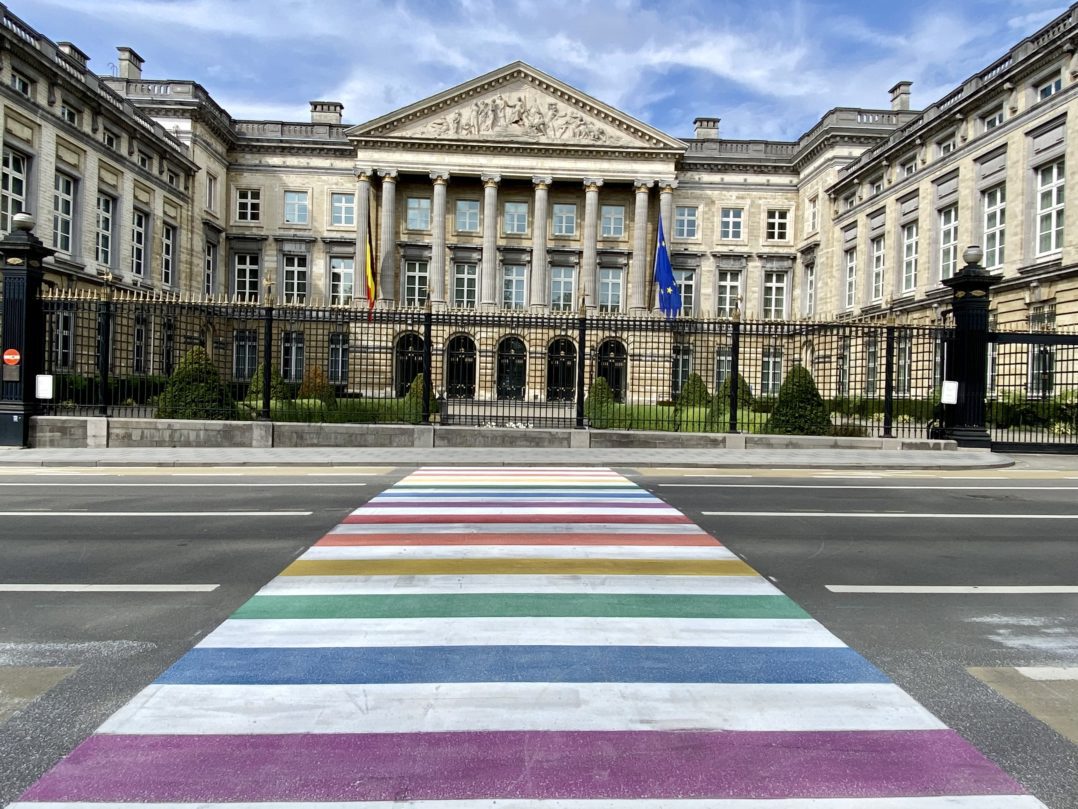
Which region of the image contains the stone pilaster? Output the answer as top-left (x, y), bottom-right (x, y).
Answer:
top-left (377, 169), bottom-right (398, 304)
top-left (430, 171), bottom-right (450, 305)
top-left (630, 179), bottom-right (653, 312)
top-left (656, 179), bottom-right (678, 314)
top-left (354, 166), bottom-right (373, 304)
top-left (530, 176), bottom-right (551, 309)
top-left (480, 173), bottom-right (500, 307)
top-left (582, 178), bottom-right (603, 310)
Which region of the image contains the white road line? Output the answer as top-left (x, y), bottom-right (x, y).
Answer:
top-left (827, 585), bottom-right (1078, 594)
top-left (300, 545), bottom-right (737, 561)
top-left (667, 484), bottom-right (1078, 491)
top-left (0, 584), bottom-right (219, 592)
top-left (0, 483), bottom-right (365, 488)
top-left (7, 799), bottom-right (1052, 809)
top-left (703, 511), bottom-right (1078, 519)
top-left (1016, 667), bottom-right (1078, 680)
top-left (0, 511), bottom-right (314, 517)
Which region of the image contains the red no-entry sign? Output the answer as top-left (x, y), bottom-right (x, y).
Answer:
top-left (2, 348), bottom-right (20, 366)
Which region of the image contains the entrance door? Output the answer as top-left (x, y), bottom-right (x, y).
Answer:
top-left (496, 336), bottom-right (527, 400)
top-left (444, 335), bottom-right (476, 398)
top-left (546, 337), bottom-right (576, 401)
top-left (596, 338), bottom-right (627, 401)
top-left (394, 333), bottom-right (425, 396)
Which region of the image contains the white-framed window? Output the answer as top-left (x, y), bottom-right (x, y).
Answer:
top-left (283, 254), bottom-right (308, 304)
top-left (456, 199), bottom-right (480, 232)
top-left (236, 189), bottom-right (261, 222)
top-left (102, 129), bottom-right (118, 151)
top-left (328, 332), bottom-right (349, 384)
top-left (901, 159), bottom-right (917, 178)
top-left (502, 264), bottom-right (526, 309)
top-left (983, 185), bottom-right (1006, 269)
top-left (10, 70), bottom-right (32, 98)
top-left (674, 206), bottom-right (698, 238)
top-left (137, 151), bottom-right (152, 171)
top-left (453, 262), bottom-right (477, 308)
top-left (406, 196), bottom-right (431, 230)
top-left (761, 346), bottom-right (783, 396)
top-left (233, 329), bottom-right (258, 381)
top-left (765, 209), bottom-right (789, 241)
top-left (133, 311), bottom-right (147, 375)
top-left (762, 271), bottom-right (786, 319)
top-left (870, 176), bottom-right (885, 196)
top-left (598, 268), bottom-right (623, 312)
top-left (504, 201), bottom-right (528, 234)
top-left (806, 196), bottom-right (818, 234)
top-left (843, 193), bottom-right (856, 211)
top-left (837, 336), bottom-right (851, 396)
top-left (330, 257), bottom-right (354, 305)
top-left (673, 269), bottom-right (695, 316)
top-left (870, 236), bottom-right (885, 302)
top-left (720, 207), bottom-right (742, 240)
top-left (1, 150), bottom-right (29, 233)
top-left (60, 102), bottom-right (80, 127)
top-left (937, 136), bottom-right (956, 157)
top-left (281, 331), bottom-right (305, 382)
top-left (96, 193), bottom-right (116, 266)
top-left (804, 265), bottom-right (815, 316)
top-left (1037, 72), bottom-right (1062, 101)
top-left (330, 192), bottom-right (355, 226)
top-left (52, 173), bottom-right (75, 253)
top-left (204, 242), bottom-right (218, 296)
top-left (902, 222), bottom-right (919, 292)
top-left (550, 266), bottom-right (575, 312)
top-left (234, 254), bottom-right (260, 302)
top-left (714, 346), bottom-right (732, 392)
top-left (601, 204), bottom-right (625, 237)
top-left (897, 333), bottom-right (912, 395)
top-left (553, 203), bottom-right (577, 236)
top-left (131, 209), bottom-right (148, 277)
top-left (404, 260), bottom-right (429, 307)
top-left (981, 106), bottom-right (1004, 132)
top-left (1036, 160), bottom-right (1065, 255)
top-left (864, 334), bottom-right (879, 397)
top-left (162, 223), bottom-right (176, 286)
top-left (52, 308), bottom-right (74, 370)
top-left (844, 248), bottom-right (856, 309)
top-left (671, 343), bottom-right (693, 398)
top-left (284, 190), bottom-right (309, 225)
top-left (716, 270), bottom-right (740, 317)
top-left (166, 168), bottom-right (178, 188)
top-left (206, 173), bottom-right (218, 211)
top-left (939, 205), bottom-right (958, 279)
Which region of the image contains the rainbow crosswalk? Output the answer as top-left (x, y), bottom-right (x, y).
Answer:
top-left (15, 466), bottom-right (1046, 807)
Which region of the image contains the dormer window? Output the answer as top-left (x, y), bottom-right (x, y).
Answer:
top-left (936, 136), bottom-right (956, 157)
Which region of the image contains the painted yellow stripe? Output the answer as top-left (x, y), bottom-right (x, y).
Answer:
top-left (280, 558), bottom-right (756, 577)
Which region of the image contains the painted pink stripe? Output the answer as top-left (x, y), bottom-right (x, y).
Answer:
top-left (21, 730), bottom-right (1025, 803)
top-left (365, 500), bottom-right (668, 509)
top-left (340, 514), bottom-right (691, 524)
top-left (315, 532), bottom-right (722, 546)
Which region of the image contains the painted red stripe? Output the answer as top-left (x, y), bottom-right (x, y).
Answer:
top-left (340, 514), bottom-right (691, 524)
top-left (316, 532), bottom-right (721, 546)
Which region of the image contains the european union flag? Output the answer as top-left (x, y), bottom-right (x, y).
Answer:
top-left (654, 218), bottom-right (682, 319)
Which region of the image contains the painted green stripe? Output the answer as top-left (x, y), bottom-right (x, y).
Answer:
top-left (231, 593), bottom-right (809, 620)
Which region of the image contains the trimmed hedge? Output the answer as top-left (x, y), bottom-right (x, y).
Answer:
top-left (155, 347), bottom-right (234, 419)
top-left (764, 365), bottom-right (831, 435)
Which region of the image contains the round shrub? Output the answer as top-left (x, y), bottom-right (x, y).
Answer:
top-left (156, 347), bottom-right (233, 420)
top-left (764, 364), bottom-right (831, 435)
top-left (676, 372), bottom-right (711, 408)
top-left (246, 362), bottom-right (292, 402)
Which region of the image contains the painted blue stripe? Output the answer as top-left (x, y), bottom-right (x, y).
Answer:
top-left (156, 646), bottom-right (888, 685)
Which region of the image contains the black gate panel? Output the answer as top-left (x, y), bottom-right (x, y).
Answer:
top-left (444, 334), bottom-right (476, 399)
top-left (546, 337), bottom-right (575, 402)
top-left (496, 336), bottom-right (526, 401)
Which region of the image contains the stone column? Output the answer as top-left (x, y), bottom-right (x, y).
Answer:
top-left (354, 167), bottom-right (373, 303)
top-left (630, 179), bottom-right (652, 312)
top-left (582, 178), bottom-right (603, 310)
top-left (656, 179), bottom-right (678, 313)
top-left (377, 169), bottom-right (398, 304)
top-left (430, 171), bottom-right (449, 306)
top-left (480, 173), bottom-right (500, 307)
top-left (530, 176), bottom-right (551, 309)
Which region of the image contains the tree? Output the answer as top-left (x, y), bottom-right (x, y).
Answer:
top-left (246, 362), bottom-right (291, 402)
top-left (709, 372), bottom-right (753, 426)
top-left (297, 366), bottom-right (336, 407)
top-left (764, 363), bottom-right (831, 435)
top-left (676, 373), bottom-right (711, 408)
top-left (156, 347), bottom-right (233, 420)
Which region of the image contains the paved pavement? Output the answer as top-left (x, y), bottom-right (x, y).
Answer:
top-left (13, 466), bottom-right (1048, 806)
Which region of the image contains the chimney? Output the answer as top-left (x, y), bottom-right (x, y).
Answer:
top-left (693, 117), bottom-right (721, 139)
top-left (310, 101), bottom-right (344, 125)
top-left (57, 42), bottom-right (90, 69)
top-left (116, 47), bottom-right (144, 81)
top-left (889, 81), bottom-right (912, 111)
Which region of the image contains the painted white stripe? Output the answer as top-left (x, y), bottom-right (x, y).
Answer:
top-left (703, 512), bottom-right (1078, 519)
top-left (1016, 666), bottom-right (1078, 681)
top-left (827, 585), bottom-right (1078, 594)
top-left (198, 617), bottom-right (838, 649)
top-left (384, 488), bottom-right (646, 496)
top-left (99, 682), bottom-right (941, 735)
top-left (352, 506), bottom-right (676, 516)
top-left (400, 480), bottom-right (635, 487)
top-left (371, 495), bottom-right (658, 503)
top-left (411, 467), bottom-right (620, 473)
top-left (9, 796), bottom-right (1049, 808)
top-left (329, 523), bottom-right (704, 534)
top-left (300, 545), bottom-right (735, 561)
top-left (667, 484), bottom-right (1078, 491)
top-left (0, 511), bottom-right (313, 517)
top-left (0, 483), bottom-right (365, 488)
top-left (0, 584), bottom-right (219, 593)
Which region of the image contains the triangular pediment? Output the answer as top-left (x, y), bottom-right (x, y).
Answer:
top-left (349, 62), bottom-right (684, 153)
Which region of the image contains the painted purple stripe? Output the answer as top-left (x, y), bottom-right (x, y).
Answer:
top-left (22, 730), bottom-right (1025, 802)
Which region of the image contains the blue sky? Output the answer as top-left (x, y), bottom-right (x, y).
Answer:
top-left (18, 0), bottom-right (1072, 140)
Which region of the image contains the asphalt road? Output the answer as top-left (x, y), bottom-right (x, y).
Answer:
top-left (1, 465), bottom-right (1076, 807)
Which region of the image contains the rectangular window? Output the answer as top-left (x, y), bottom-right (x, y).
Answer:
top-left (983, 185), bottom-right (1006, 269)
top-left (504, 201), bottom-right (528, 234)
top-left (766, 209), bottom-right (789, 241)
top-left (331, 192), bottom-right (355, 226)
top-left (404, 259), bottom-right (429, 307)
top-left (716, 270), bottom-right (740, 317)
top-left (1037, 160), bottom-right (1065, 255)
top-left (553, 203), bottom-right (577, 236)
top-left (102, 129), bottom-right (118, 150)
top-left (52, 308), bottom-right (74, 371)
top-left (902, 222), bottom-right (919, 292)
top-left (502, 265), bottom-right (526, 309)
top-left (131, 210), bottom-right (148, 277)
top-left (161, 319), bottom-right (175, 376)
top-left (234, 253), bottom-right (260, 302)
top-left (761, 347), bottom-right (783, 396)
top-left (133, 313), bottom-right (147, 375)
top-left (236, 189), bottom-right (261, 222)
top-left (1029, 345), bottom-right (1055, 397)
top-left (870, 177), bottom-right (884, 196)
top-left (550, 266), bottom-right (575, 312)
top-left (456, 199), bottom-right (480, 232)
top-left (206, 174), bottom-right (218, 211)
top-left (844, 249), bottom-right (856, 309)
top-left (720, 207), bottom-right (742, 240)
top-left (937, 137), bottom-right (956, 157)
top-left (233, 330), bottom-right (258, 381)
top-left (844, 193), bottom-right (856, 210)
top-left (865, 335), bottom-right (879, 397)
top-left (901, 160), bottom-right (917, 178)
top-left (11, 71), bottom-right (32, 98)
top-left (598, 268), bottom-right (623, 312)
top-left (673, 269), bottom-right (695, 316)
top-left (1038, 73), bottom-right (1062, 100)
top-left (671, 344), bottom-right (692, 398)
top-left (803, 265), bottom-right (816, 316)
top-left (939, 205), bottom-right (958, 279)
top-left (870, 236), bottom-right (885, 301)
top-left (96, 194), bottom-right (115, 266)
top-left (328, 332), bottom-right (349, 384)
top-left (330, 257), bottom-right (354, 305)
top-left (204, 242), bottom-right (218, 296)
top-left (284, 190), bottom-right (309, 225)
top-left (837, 337), bottom-right (851, 396)
top-left (674, 206), bottom-right (698, 238)
top-left (283, 254), bottom-right (308, 304)
top-left (807, 197), bottom-right (818, 234)
top-left (714, 346), bottom-right (732, 392)
top-left (52, 173), bottom-right (75, 253)
top-left (1, 150), bottom-right (28, 233)
top-left (601, 204), bottom-right (625, 237)
top-left (60, 103), bottom-right (80, 126)
top-left (406, 197), bottom-right (431, 230)
top-left (281, 332), bottom-right (305, 382)
top-left (982, 107), bottom-right (1004, 132)
top-left (453, 262), bottom-right (477, 308)
top-left (896, 333), bottom-right (912, 396)
top-left (762, 271), bottom-right (786, 319)
top-left (166, 168), bottom-right (178, 188)
top-left (162, 223), bottom-right (176, 286)
top-left (137, 152), bottom-right (152, 171)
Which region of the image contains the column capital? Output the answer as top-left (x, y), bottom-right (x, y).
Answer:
top-left (633, 179), bottom-right (655, 191)
top-left (377, 168), bottom-right (399, 181)
top-left (481, 173), bottom-right (501, 187)
top-left (532, 176), bottom-right (553, 189)
top-left (429, 170), bottom-right (450, 184)
top-left (658, 178), bottom-right (678, 193)
top-left (354, 166), bottom-right (375, 182)
top-left (583, 177), bottom-right (604, 191)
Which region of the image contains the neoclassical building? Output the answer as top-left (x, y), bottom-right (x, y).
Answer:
top-left (2, 1), bottom-right (1076, 337)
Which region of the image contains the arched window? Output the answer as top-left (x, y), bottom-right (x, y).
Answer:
top-left (546, 337), bottom-right (576, 402)
top-left (444, 334), bottom-right (476, 399)
top-left (596, 338), bottom-right (627, 402)
top-left (394, 332), bottom-right (425, 396)
top-left (496, 336), bottom-right (527, 401)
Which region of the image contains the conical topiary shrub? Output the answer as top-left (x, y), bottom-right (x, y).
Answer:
top-left (676, 372), bottom-right (711, 408)
top-left (246, 362), bottom-right (291, 402)
top-left (297, 365), bottom-right (336, 407)
top-left (764, 363), bottom-right (831, 435)
top-left (584, 376), bottom-right (616, 428)
top-left (156, 346), bottom-right (233, 420)
top-left (711, 372), bottom-right (753, 414)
